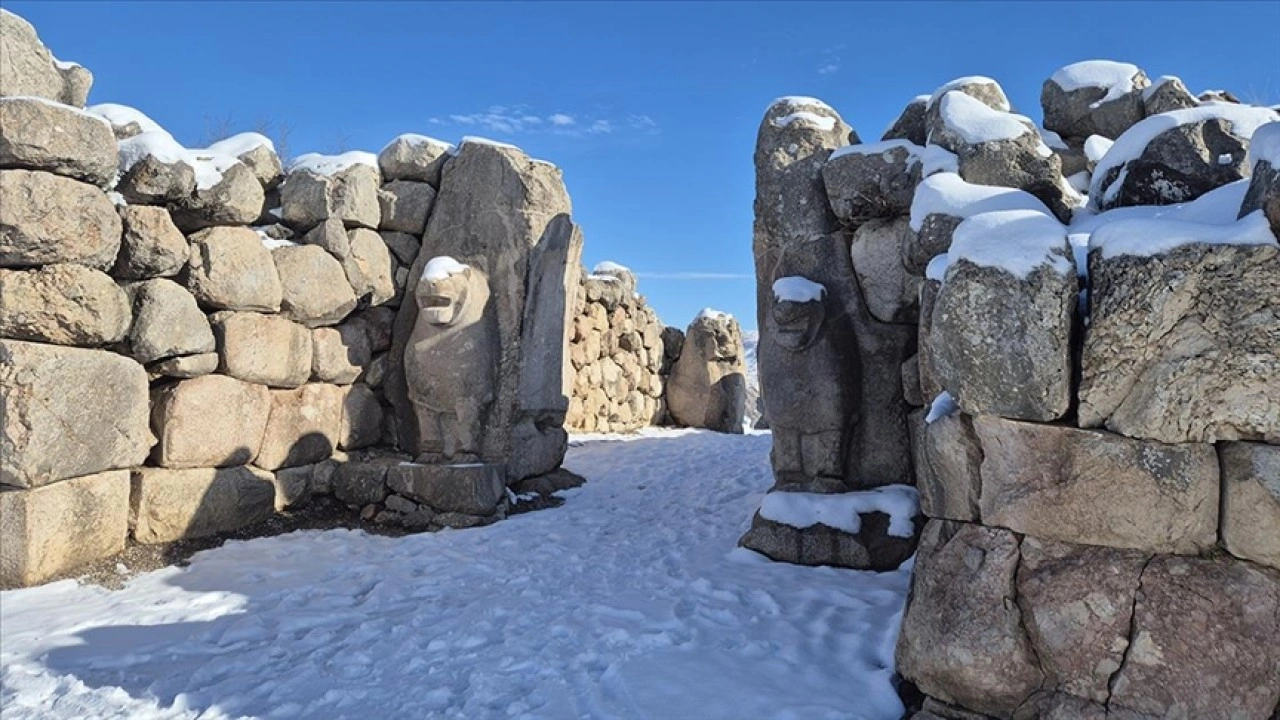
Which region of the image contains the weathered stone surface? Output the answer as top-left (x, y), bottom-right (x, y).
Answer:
top-left (913, 412), bottom-right (982, 522)
top-left (332, 458), bottom-right (397, 506)
top-left (377, 180), bottom-right (436, 235)
top-left (930, 257), bottom-right (1076, 423)
top-left (1041, 63), bottom-right (1150, 141)
top-left (1, 340), bottom-right (151, 487)
top-left (339, 383), bottom-right (383, 451)
top-left (0, 169), bottom-right (121, 268)
top-left (311, 323), bottom-right (372, 385)
top-left (123, 278), bottom-right (214, 364)
top-left (386, 463), bottom-right (505, 515)
top-left (149, 352), bottom-right (218, 379)
top-left (378, 135), bottom-right (451, 187)
top-left (906, 214), bottom-right (962, 276)
top-left (185, 226), bottom-right (283, 312)
top-left (1016, 537), bottom-right (1149, 703)
top-left (849, 217), bottom-right (919, 324)
top-left (882, 96), bottom-right (928, 145)
top-left (667, 311), bottom-right (747, 433)
top-left (342, 228), bottom-right (396, 306)
top-left (917, 279), bottom-right (944, 401)
top-left (270, 464), bottom-right (312, 510)
top-left (1141, 76), bottom-right (1198, 116)
top-left (211, 311), bottom-right (312, 388)
top-left (227, 140), bottom-right (283, 190)
top-left (150, 374), bottom-right (271, 468)
top-left (130, 466), bottom-right (275, 544)
top-left (823, 141), bottom-right (922, 223)
top-left (1240, 156), bottom-right (1280, 237)
top-left (380, 230), bottom-right (420, 266)
top-left (0, 470), bottom-right (129, 588)
top-left (1220, 442), bottom-right (1280, 570)
top-left (170, 160), bottom-right (265, 232)
top-left (0, 10), bottom-right (84, 104)
top-left (739, 501), bottom-right (919, 571)
top-left (1107, 555), bottom-right (1280, 719)
top-left (113, 205), bottom-right (189, 280)
top-left (0, 97), bottom-right (117, 186)
top-left (281, 163), bottom-right (381, 231)
top-left (254, 383), bottom-right (344, 471)
top-left (272, 244), bottom-right (358, 327)
top-left (896, 520), bottom-right (1043, 718)
top-left (0, 264), bottom-right (130, 346)
top-left (1079, 243), bottom-right (1280, 443)
top-left (976, 417), bottom-right (1218, 553)
top-left (116, 153), bottom-right (196, 205)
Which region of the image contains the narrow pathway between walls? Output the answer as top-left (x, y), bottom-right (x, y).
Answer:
top-left (0, 430), bottom-right (911, 720)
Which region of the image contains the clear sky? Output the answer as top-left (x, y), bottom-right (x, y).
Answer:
top-left (11, 1), bottom-right (1280, 331)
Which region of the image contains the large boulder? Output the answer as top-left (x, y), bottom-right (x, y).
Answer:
top-left (112, 205), bottom-right (189, 280)
top-left (149, 374), bottom-right (271, 468)
top-left (1141, 75), bottom-right (1198, 116)
top-left (822, 140), bottom-right (923, 223)
top-left (377, 134), bottom-right (452, 187)
top-left (0, 470), bottom-right (129, 588)
top-left (210, 311), bottom-right (312, 388)
top-left (280, 155), bottom-right (381, 231)
top-left (169, 159), bottom-right (265, 232)
top-left (130, 466), bottom-right (275, 544)
top-left (1016, 538), bottom-right (1149, 704)
top-left (1089, 104), bottom-right (1280, 210)
top-left (339, 383), bottom-right (382, 451)
top-left (0, 264), bottom-right (130, 346)
top-left (1240, 122), bottom-right (1280, 236)
top-left (271, 244), bottom-right (358, 327)
top-left (1219, 442), bottom-right (1280, 571)
top-left (1041, 61), bottom-right (1150, 141)
top-left (311, 323), bottom-right (372, 385)
top-left (184, 226), bottom-right (283, 312)
top-left (114, 142), bottom-right (196, 205)
top-left (1107, 555), bottom-right (1280, 719)
top-left (203, 133), bottom-right (282, 190)
top-left (0, 169), bottom-right (121, 268)
top-left (0, 97), bottom-right (116, 186)
top-left (1079, 242), bottom-right (1280, 443)
top-left (342, 228), bottom-right (396, 306)
top-left (665, 310), bottom-right (747, 433)
top-left (122, 278), bottom-right (215, 364)
top-left (912, 411), bottom-right (982, 522)
top-left (929, 210), bottom-right (1076, 422)
top-left (377, 180), bottom-right (436, 235)
top-left (848, 217), bottom-right (920, 324)
top-left (386, 462), bottom-right (506, 516)
top-left (0, 340), bottom-right (152, 487)
top-left (255, 383), bottom-right (344, 470)
top-left (0, 9), bottom-right (89, 105)
top-left (881, 95), bottom-right (928, 145)
top-left (976, 417), bottom-right (1219, 553)
top-left (906, 173), bottom-right (1053, 275)
top-left (896, 520), bottom-right (1043, 718)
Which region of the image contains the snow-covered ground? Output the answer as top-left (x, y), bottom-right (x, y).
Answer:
top-left (0, 429), bottom-right (911, 720)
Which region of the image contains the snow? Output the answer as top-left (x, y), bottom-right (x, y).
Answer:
top-left (455, 136), bottom-right (522, 154)
top-left (1050, 60), bottom-right (1142, 107)
top-left (52, 58), bottom-right (81, 71)
top-left (1090, 104), bottom-right (1280, 205)
top-left (87, 103), bottom-right (168, 135)
top-left (924, 253), bottom-right (949, 282)
top-left (946, 209), bottom-right (1072, 279)
top-left (258, 234), bottom-right (297, 250)
top-left (917, 144), bottom-right (959, 176)
top-left (0, 430), bottom-right (913, 720)
top-left (926, 76), bottom-right (1007, 110)
top-left (592, 261), bottom-right (631, 275)
top-left (758, 486), bottom-right (920, 538)
top-left (203, 132), bottom-right (274, 157)
top-left (1069, 178), bottom-right (1250, 237)
top-left (770, 96), bottom-right (836, 113)
top-left (937, 91), bottom-right (1033, 145)
top-left (1067, 171), bottom-right (1091, 195)
top-left (829, 139), bottom-right (919, 162)
top-left (772, 112), bottom-right (837, 132)
top-left (772, 276), bottom-right (825, 302)
top-left (421, 256), bottom-right (469, 281)
top-left (1, 96), bottom-right (111, 127)
top-left (695, 308), bottom-right (732, 322)
top-left (287, 151), bottom-right (378, 176)
top-left (1039, 127), bottom-right (1068, 150)
top-left (1089, 210), bottom-right (1277, 259)
top-left (382, 133), bottom-right (453, 152)
top-left (925, 391), bottom-right (958, 424)
top-left (1141, 75), bottom-right (1181, 101)
top-left (116, 131), bottom-right (189, 172)
top-left (1084, 134), bottom-right (1114, 164)
top-left (909, 172), bottom-right (1053, 231)
top-left (1249, 121), bottom-right (1280, 170)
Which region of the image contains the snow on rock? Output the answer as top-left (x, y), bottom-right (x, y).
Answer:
top-left (257, 231), bottom-right (297, 250)
top-left (946, 209), bottom-right (1072, 279)
top-left (772, 276), bottom-right (825, 302)
top-left (0, 430), bottom-right (913, 720)
top-left (909, 172), bottom-right (1053, 231)
top-left (1084, 134), bottom-right (1114, 164)
top-left (769, 96), bottom-right (836, 113)
top-left (925, 253), bottom-right (949, 282)
top-left (287, 150), bottom-right (379, 176)
top-left (381, 133), bottom-right (453, 153)
top-left (937, 91), bottom-right (1033, 145)
top-left (87, 103), bottom-right (166, 135)
top-left (695, 307), bottom-right (732, 322)
top-left (1089, 104), bottom-right (1280, 204)
top-left (829, 139), bottom-right (919, 162)
top-left (451, 136), bottom-right (523, 156)
top-left (1067, 171), bottom-right (1091, 195)
top-left (925, 391), bottom-right (959, 423)
top-left (772, 112), bottom-right (837, 132)
top-left (1070, 178), bottom-right (1251, 237)
top-left (1050, 60), bottom-right (1143, 107)
top-left (592, 260), bottom-right (631, 274)
top-left (1039, 127), bottom-right (1068, 150)
top-left (115, 130), bottom-right (188, 172)
top-left (1249, 122), bottom-right (1280, 170)
top-left (917, 144), bottom-right (959, 175)
top-left (926, 76), bottom-right (1008, 111)
top-left (421, 256), bottom-right (469, 281)
top-left (1089, 210), bottom-right (1277, 259)
top-left (203, 132), bottom-right (275, 157)
top-left (759, 486), bottom-right (920, 538)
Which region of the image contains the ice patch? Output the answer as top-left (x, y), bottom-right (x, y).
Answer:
top-left (947, 209), bottom-right (1072, 279)
top-left (925, 391), bottom-right (958, 424)
top-left (288, 151), bottom-right (378, 176)
top-left (422, 256), bottom-right (469, 281)
top-left (772, 276), bottom-right (825, 303)
top-left (909, 172), bottom-right (1052, 231)
top-left (937, 91), bottom-right (1032, 145)
top-left (1089, 210), bottom-right (1277, 259)
top-left (758, 486), bottom-right (920, 538)
top-left (1050, 60), bottom-right (1142, 107)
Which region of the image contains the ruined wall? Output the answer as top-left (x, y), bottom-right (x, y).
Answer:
top-left (749, 61), bottom-right (1280, 718)
top-left (0, 10), bottom-right (584, 588)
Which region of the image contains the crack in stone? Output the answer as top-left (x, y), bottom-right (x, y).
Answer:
top-left (1105, 553), bottom-right (1156, 713)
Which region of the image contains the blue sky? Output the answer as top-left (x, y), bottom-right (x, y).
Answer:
top-left (12, 1), bottom-right (1280, 331)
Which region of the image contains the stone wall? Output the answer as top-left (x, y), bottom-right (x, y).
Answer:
top-left (0, 11), bottom-right (584, 588)
top-left (749, 64), bottom-right (1280, 717)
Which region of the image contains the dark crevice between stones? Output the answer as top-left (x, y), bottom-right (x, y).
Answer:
top-left (1105, 553), bottom-right (1157, 712)
top-left (1008, 531), bottom-right (1050, 718)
